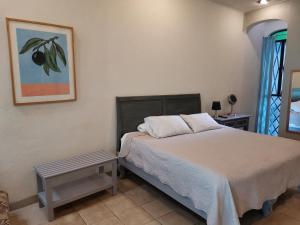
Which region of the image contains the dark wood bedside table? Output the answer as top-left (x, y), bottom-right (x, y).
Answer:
top-left (214, 114), bottom-right (251, 131)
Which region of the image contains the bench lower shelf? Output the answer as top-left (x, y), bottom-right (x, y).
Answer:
top-left (38, 173), bottom-right (112, 208)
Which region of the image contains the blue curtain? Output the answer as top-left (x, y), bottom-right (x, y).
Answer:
top-left (256, 37), bottom-right (276, 134)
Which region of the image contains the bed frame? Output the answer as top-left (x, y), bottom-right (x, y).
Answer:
top-left (116, 93), bottom-right (274, 221)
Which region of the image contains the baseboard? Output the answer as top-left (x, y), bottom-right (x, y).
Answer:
top-left (9, 195), bottom-right (38, 210)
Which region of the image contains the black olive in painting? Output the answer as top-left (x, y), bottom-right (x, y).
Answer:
top-left (32, 51), bottom-right (46, 66)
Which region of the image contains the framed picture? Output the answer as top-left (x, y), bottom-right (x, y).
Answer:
top-left (6, 18), bottom-right (77, 105)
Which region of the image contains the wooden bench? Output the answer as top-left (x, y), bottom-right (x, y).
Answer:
top-left (34, 151), bottom-right (117, 221)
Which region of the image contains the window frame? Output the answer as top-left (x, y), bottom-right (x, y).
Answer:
top-left (270, 29), bottom-right (287, 97)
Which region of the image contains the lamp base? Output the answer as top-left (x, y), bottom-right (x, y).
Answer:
top-left (227, 105), bottom-right (235, 116)
top-left (213, 110), bottom-right (219, 118)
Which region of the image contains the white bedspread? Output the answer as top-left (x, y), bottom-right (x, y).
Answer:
top-left (119, 128), bottom-right (300, 225)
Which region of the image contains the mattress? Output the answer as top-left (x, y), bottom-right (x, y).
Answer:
top-left (119, 127), bottom-right (300, 225)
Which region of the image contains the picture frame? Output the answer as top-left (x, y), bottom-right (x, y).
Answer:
top-left (6, 18), bottom-right (77, 105)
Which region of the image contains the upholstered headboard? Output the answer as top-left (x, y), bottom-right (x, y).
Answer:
top-left (116, 94), bottom-right (201, 150)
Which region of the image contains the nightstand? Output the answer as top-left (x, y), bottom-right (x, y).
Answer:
top-left (214, 114), bottom-right (251, 131)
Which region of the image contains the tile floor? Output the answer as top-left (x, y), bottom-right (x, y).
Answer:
top-left (9, 174), bottom-right (300, 225)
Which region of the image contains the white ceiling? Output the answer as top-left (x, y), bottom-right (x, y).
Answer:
top-left (209, 0), bottom-right (288, 12)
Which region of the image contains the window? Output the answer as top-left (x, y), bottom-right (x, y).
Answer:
top-left (268, 29), bottom-right (287, 136)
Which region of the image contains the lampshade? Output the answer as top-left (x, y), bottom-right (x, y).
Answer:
top-left (212, 101), bottom-right (221, 111)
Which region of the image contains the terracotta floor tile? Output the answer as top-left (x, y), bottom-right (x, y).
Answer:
top-left (142, 199), bottom-right (175, 218)
top-left (87, 216), bottom-right (124, 225)
top-left (274, 194), bottom-right (300, 215)
top-left (174, 204), bottom-right (206, 225)
top-left (293, 191), bottom-right (300, 200)
top-left (73, 191), bottom-right (112, 211)
top-left (141, 184), bottom-right (164, 197)
top-left (119, 178), bottom-right (142, 193)
top-left (116, 207), bottom-right (153, 225)
top-left (145, 220), bottom-right (162, 225)
top-left (125, 185), bottom-right (157, 206)
top-left (9, 203), bottom-right (48, 225)
top-left (47, 212), bottom-right (85, 225)
top-left (104, 194), bottom-right (136, 215)
top-left (157, 211), bottom-right (196, 225)
top-left (275, 195), bottom-right (300, 221)
top-left (55, 204), bottom-right (76, 219)
top-left (9, 214), bottom-right (28, 225)
top-left (252, 212), bottom-right (300, 225)
top-left (78, 202), bottom-right (114, 225)
top-left (273, 190), bottom-right (297, 209)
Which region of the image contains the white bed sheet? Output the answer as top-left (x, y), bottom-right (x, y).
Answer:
top-left (119, 128), bottom-right (300, 225)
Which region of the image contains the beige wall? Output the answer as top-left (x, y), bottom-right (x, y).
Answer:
top-left (244, 1), bottom-right (290, 30)
top-left (0, 0), bottom-right (258, 202)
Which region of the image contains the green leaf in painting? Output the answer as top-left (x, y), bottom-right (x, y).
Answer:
top-left (19, 38), bottom-right (43, 54)
top-left (50, 43), bottom-right (58, 65)
top-left (43, 64), bottom-right (50, 76)
top-left (54, 42), bottom-right (67, 66)
top-left (44, 47), bottom-right (61, 73)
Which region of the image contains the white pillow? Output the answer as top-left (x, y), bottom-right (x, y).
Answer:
top-left (180, 113), bottom-right (222, 133)
top-left (137, 123), bottom-right (148, 133)
top-left (144, 115), bottom-right (192, 138)
top-left (291, 101), bottom-right (300, 113)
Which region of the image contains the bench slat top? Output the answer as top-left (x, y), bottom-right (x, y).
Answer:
top-left (35, 151), bottom-right (117, 178)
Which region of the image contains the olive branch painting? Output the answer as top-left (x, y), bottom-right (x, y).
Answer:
top-left (19, 36), bottom-right (67, 76)
top-left (6, 18), bottom-right (76, 105)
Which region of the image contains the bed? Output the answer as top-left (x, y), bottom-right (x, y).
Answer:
top-left (116, 94), bottom-right (300, 225)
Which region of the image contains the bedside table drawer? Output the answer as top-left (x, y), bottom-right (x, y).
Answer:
top-left (235, 119), bottom-right (248, 127)
top-left (223, 121), bottom-right (236, 127)
top-left (214, 115), bottom-right (250, 131)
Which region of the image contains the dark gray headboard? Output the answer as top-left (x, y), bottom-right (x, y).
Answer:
top-left (116, 94), bottom-right (201, 150)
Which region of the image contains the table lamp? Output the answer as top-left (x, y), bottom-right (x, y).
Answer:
top-left (212, 101), bottom-right (221, 118)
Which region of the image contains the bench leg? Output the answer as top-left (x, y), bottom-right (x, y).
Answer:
top-left (47, 206), bottom-right (54, 221)
top-left (98, 166), bottom-right (104, 175)
top-left (45, 181), bottom-right (54, 221)
top-left (36, 174), bottom-right (44, 208)
top-left (262, 199), bottom-right (276, 217)
top-left (38, 199), bottom-right (44, 208)
top-left (112, 160), bottom-right (118, 195)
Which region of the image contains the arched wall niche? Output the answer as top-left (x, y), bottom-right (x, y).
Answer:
top-left (247, 19), bottom-right (287, 56)
top-left (246, 19), bottom-right (287, 33)
top-left (244, 1), bottom-right (290, 31)
top-left (246, 19), bottom-right (287, 132)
